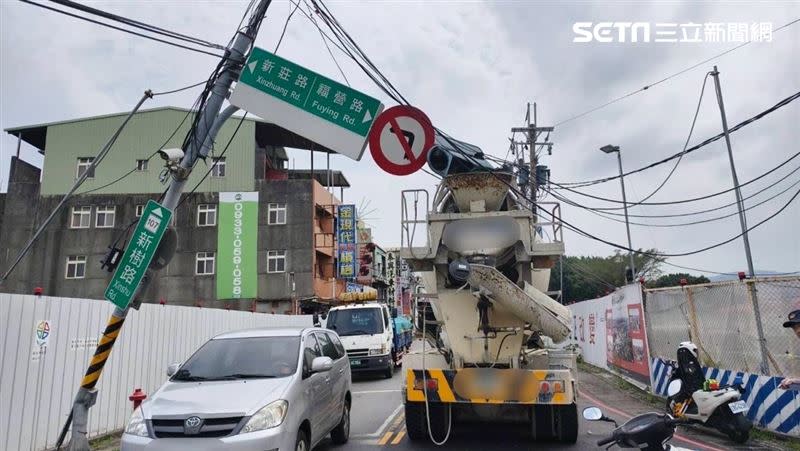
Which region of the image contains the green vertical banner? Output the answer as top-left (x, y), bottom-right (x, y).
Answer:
top-left (217, 192), bottom-right (259, 300)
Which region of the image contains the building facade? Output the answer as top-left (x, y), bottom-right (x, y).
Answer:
top-left (1, 107), bottom-right (351, 312)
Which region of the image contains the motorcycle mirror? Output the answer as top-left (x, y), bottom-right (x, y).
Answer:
top-left (582, 406), bottom-right (603, 421)
top-left (667, 379), bottom-right (683, 397)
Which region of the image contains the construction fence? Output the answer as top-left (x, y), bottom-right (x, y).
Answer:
top-left (644, 276), bottom-right (800, 377)
top-left (0, 293), bottom-right (312, 451)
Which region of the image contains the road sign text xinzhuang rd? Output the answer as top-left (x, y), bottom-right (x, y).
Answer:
top-left (104, 200), bottom-right (172, 309)
top-left (229, 46), bottom-right (383, 160)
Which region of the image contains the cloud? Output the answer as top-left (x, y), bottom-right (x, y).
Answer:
top-left (1, 0), bottom-right (798, 275)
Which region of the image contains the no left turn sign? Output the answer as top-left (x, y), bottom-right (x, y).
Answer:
top-left (368, 105), bottom-right (435, 176)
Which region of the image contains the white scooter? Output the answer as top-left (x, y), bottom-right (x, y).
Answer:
top-left (582, 402), bottom-right (693, 451)
top-left (663, 345), bottom-right (751, 443)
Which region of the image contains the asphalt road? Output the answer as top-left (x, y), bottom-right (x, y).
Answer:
top-left (312, 365), bottom-right (791, 451)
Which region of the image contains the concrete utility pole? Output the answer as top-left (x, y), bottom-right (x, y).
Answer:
top-left (710, 65), bottom-right (770, 375)
top-left (511, 102), bottom-right (554, 218)
top-left (600, 144), bottom-right (636, 280)
top-left (56, 2), bottom-right (273, 449)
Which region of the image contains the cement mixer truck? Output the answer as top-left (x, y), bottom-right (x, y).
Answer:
top-left (400, 136), bottom-right (577, 444)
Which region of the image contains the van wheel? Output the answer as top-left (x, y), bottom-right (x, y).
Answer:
top-left (295, 428), bottom-right (309, 451)
top-left (384, 362), bottom-right (394, 379)
top-left (331, 401), bottom-right (350, 444)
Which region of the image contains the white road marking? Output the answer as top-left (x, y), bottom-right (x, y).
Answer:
top-left (352, 404), bottom-right (403, 438)
top-left (353, 389), bottom-right (401, 394)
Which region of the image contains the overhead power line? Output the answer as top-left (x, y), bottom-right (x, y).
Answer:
top-left (20, 0), bottom-right (226, 58)
top-left (305, 0), bottom-right (800, 260)
top-left (549, 174), bottom-right (800, 228)
top-left (50, 0), bottom-right (226, 50)
top-left (554, 18), bottom-right (800, 126)
top-left (550, 162), bottom-right (800, 219)
top-left (553, 90), bottom-right (800, 188)
top-left (552, 149), bottom-right (800, 208)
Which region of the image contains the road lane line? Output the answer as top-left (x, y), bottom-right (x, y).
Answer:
top-left (353, 404), bottom-right (403, 438)
top-left (391, 430), bottom-right (406, 445)
top-left (581, 391), bottom-right (727, 451)
top-left (354, 389), bottom-right (402, 394)
top-left (378, 431), bottom-right (394, 445)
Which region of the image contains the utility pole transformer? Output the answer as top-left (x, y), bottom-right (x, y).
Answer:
top-left (711, 65), bottom-right (770, 376)
top-left (56, 1), bottom-right (274, 449)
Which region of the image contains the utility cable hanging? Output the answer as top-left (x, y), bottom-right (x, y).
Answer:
top-left (553, 90), bottom-right (800, 188)
top-left (20, 0), bottom-right (226, 58)
top-left (552, 149), bottom-right (800, 208)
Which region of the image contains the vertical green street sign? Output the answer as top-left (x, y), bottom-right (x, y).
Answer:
top-left (217, 192), bottom-right (258, 300)
top-left (229, 46), bottom-right (384, 161)
top-left (104, 200), bottom-right (172, 309)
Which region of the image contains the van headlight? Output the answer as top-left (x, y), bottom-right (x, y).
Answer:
top-left (124, 406), bottom-right (149, 437)
top-left (241, 400), bottom-right (288, 434)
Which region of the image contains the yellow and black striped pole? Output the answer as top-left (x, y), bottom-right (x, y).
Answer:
top-left (81, 312), bottom-right (126, 389)
top-left (55, 308), bottom-right (129, 449)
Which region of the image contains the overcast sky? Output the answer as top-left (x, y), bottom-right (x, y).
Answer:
top-left (1, 0), bottom-right (798, 276)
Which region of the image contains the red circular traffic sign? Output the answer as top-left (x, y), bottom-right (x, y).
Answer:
top-left (368, 105), bottom-right (435, 176)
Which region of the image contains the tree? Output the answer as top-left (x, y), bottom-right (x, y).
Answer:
top-left (549, 249), bottom-right (664, 303)
top-left (647, 273), bottom-right (710, 289)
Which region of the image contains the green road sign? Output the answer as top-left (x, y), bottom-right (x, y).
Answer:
top-left (104, 200), bottom-right (172, 309)
top-left (229, 46), bottom-right (384, 161)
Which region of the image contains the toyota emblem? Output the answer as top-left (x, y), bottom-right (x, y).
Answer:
top-left (184, 416), bottom-right (203, 435)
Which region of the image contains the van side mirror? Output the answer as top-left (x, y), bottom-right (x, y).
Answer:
top-left (311, 356), bottom-right (333, 373)
top-left (166, 362), bottom-right (181, 377)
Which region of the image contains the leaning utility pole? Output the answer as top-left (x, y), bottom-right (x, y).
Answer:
top-left (710, 65), bottom-right (770, 376)
top-left (55, 1), bottom-right (273, 449)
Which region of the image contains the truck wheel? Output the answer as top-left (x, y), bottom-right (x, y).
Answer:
top-left (556, 404), bottom-right (578, 443)
top-left (531, 405), bottom-right (554, 440)
top-left (384, 362), bottom-right (394, 379)
top-left (405, 402), bottom-right (428, 441)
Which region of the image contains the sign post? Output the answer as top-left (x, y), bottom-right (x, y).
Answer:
top-left (104, 200), bottom-right (172, 309)
top-left (230, 47), bottom-right (384, 160)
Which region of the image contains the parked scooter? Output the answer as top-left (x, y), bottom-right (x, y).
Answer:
top-left (582, 404), bottom-right (692, 451)
top-left (664, 342), bottom-right (751, 443)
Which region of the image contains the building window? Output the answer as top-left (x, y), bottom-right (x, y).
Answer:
top-left (76, 157), bottom-right (95, 179)
top-left (211, 157), bottom-right (226, 177)
top-left (135, 204), bottom-right (144, 217)
top-left (268, 203), bottom-right (287, 225)
top-left (196, 252), bottom-right (215, 275)
top-left (135, 159), bottom-right (149, 171)
top-left (197, 204), bottom-right (217, 227)
top-left (65, 255), bottom-right (86, 279)
top-left (95, 206), bottom-right (116, 228)
top-left (267, 250), bottom-right (286, 273)
top-left (70, 206), bottom-right (92, 229)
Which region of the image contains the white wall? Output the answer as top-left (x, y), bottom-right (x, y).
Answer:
top-left (567, 295), bottom-right (610, 370)
top-left (0, 293), bottom-right (312, 451)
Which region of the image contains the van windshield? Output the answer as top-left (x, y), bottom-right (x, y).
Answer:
top-left (172, 336), bottom-right (300, 381)
top-left (326, 308), bottom-right (383, 336)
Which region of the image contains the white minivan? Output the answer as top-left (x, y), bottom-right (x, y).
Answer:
top-left (325, 303), bottom-right (397, 378)
top-left (121, 327), bottom-right (351, 451)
